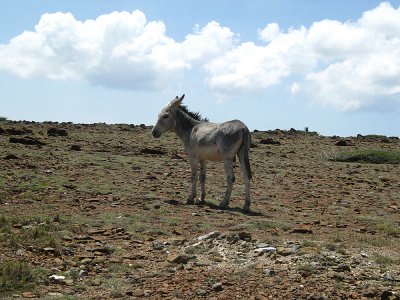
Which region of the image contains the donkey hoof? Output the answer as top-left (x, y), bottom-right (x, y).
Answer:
top-left (218, 202), bottom-right (229, 209)
top-left (198, 200), bottom-right (206, 205)
top-left (186, 199), bottom-right (195, 205)
top-left (242, 205), bottom-right (251, 213)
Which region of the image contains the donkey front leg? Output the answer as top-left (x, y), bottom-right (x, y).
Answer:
top-left (219, 159), bottom-right (235, 209)
top-left (199, 161), bottom-right (206, 204)
top-left (187, 157), bottom-right (198, 205)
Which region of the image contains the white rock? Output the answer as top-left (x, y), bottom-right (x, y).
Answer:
top-left (255, 247), bottom-right (277, 254)
top-left (197, 231), bottom-right (220, 241)
top-left (49, 275), bottom-right (66, 283)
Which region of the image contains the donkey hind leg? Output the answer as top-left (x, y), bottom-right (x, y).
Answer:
top-left (199, 161), bottom-right (206, 204)
top-left (187, 158), bottom-right (198, 205)
top-left (219, 159), bottom-right (235, 209)
top-left (238, 148), bottom-right (251, 212)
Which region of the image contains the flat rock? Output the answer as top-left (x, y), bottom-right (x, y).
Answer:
top-left (238, 231), bottom-right (252, 241)
top-left (167, 253), bottom-right (196, 264)
top-left (290, 225), bottom-right (313, 234)
top-left (197, 231), bottom-right (221, 241)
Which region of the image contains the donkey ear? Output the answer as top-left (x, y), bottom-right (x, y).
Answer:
top-left (169, 94), bottom-right (184, 109)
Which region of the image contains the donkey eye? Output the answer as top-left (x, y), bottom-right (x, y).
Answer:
top-left (163, 114), bottom-right (169, 119)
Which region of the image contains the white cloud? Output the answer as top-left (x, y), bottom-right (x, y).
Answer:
top-left (1, 3), bottom-right (400, 112)
top-left (204, 2), bottom-right (400, 111)
top-left (258, 23), bottom-right (281, 42)
top-left (0, 11), bottom-right (234, 90)
top-left (300, 2), bottom-right (400, 111)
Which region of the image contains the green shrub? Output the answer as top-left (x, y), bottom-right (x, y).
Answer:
top-left (329, 149), bottom-right (400, 164)
top-left (0, 261), bottom-right (44, 295)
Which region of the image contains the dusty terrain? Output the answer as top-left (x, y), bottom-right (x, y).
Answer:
top-left (0, 120), bottom-right (399, 300)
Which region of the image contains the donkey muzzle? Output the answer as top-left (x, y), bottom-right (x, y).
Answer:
top-left (152, 128), bottom-right (161, 138)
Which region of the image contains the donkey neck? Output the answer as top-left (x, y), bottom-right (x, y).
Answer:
top-left (172, 109), bottom-right (200, 146)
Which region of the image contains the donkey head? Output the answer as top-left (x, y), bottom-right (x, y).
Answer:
top-left (152, 94), bottom-right (185, 138)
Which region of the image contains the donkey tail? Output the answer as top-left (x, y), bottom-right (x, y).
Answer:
top-left (241, 128), bottom-right (252, 180)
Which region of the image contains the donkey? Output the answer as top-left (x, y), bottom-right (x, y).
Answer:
top-left (151, 94), bottom-right (252, 211)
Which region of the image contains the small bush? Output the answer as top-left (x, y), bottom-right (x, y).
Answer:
top-left (373, 253), bottom-right (400, 267)
top-left (0, 261), bottom-right (43, 295)
top-left (329, 149), bottom-right (400, 164)
top-left (376, 220), bottom-right (400, 237)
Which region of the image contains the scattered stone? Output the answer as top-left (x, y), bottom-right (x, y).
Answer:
top-left (43, 247), bottom-right (57, 253)
top-left (78, 270), bottom-right (87, 278)
top-left (16, 249), bottom-right (26, 256)
top-left (171, 153), bottom-right (184, 159)
top-left (21, 291), bottom-right (37, 298)
top-left (80, 258), bottom-right (93, 264)
top-left (47, 293), bottom-right (63, 297)
top-left (167, 253), bottom-right (196, 264)
top-left (4, 154), bottom-right (19, 160)
top-left (263, 269), bottom-right (276, 276)
top-left (109, 257), bottom-right (122, 263)
top-left (308, 292), bottom-right (327, 300)
top-left (333, 264), bottom-right (351, 272)
top-left (47, 127), bottom-right (68, 137)
top-left (255, 247), bottom-right (277, 255)
top-left (383, 273), bottom-right (400, 282)
top-left (172, 228), bottom-right (184, 235)
top-left (290, 225), bottom-right (313, 234)
top-left (362, 288), bottom-right (378, 298)
top-left (335, 139), bottom-right (350, 146)
top-left (238, 231), bottom-right (252, 241)
top-left (380, 289), bottom-right (393, 300)
top-left (197, 231), bottom-right (221, 241)
top-left (6, 128), bottom-right (32, 135)
top-left (91, 279), bottom-right (102, 286)
top-left (133, 289), bottom-right (144, 297)
top-left (49, 274), bottom-right (66, 284)
top-left (139, 147), bottom-right (166, 155)
top-left (64, 280), bottom-right (74, 286)
top-left (259, 138), bottom-right (281, 145)
top-left (9, 136), bottom-right (45, 146)
top-left (256, 243), bottom-right (269, 248)
top-left (224, 232), bottom-right (240, 244)
top-left (196, 288), bottom-right (208, 296)
top-left (91, 246), bottom-right (114, 255)
top-left (212, 282), bottom-right (223, 292)
top-left (152, 241), bottom-right (165, 250)
top-left (70, 145), bottom-right (81, 151)
top-left (277, 248), bottom-right (294, 256)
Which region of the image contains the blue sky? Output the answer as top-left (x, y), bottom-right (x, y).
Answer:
top-left (1, 0), bottom-right (400, 136)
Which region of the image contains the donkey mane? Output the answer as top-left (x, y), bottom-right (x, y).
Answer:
top-left (178, 105), bottom-right (209, 122)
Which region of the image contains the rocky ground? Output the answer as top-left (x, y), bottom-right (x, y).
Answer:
top-left (0, 120), bottom-right (399, 299)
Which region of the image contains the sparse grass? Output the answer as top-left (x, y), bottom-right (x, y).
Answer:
top-left (358, 235), bottom-right (390, 247)
top-left (376, 220), bottom-right (400, 237)
top-left (372, 253), bottom-right (400, 267)
top-left (0, 261), bottom-right (45, 296)
top-left (357, 215), bottom-right (400, 238)
top-left (301, 240), bottom-right (318, 248)
top-left (323, 242), bottom-right (347, 255)
top-left (296, 263), bottom-right (318, 274)
top-left (245, 219), bottom-right (293, 232)
top-left (101, 275), bottom-right (130, 298)
top-left (0, 214), bottom-right (63, 250)
top-left (329, 149), bottom-right (400, 164)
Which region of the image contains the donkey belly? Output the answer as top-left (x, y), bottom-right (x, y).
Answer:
top-left (197, 144), bottom-right (224, 161)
